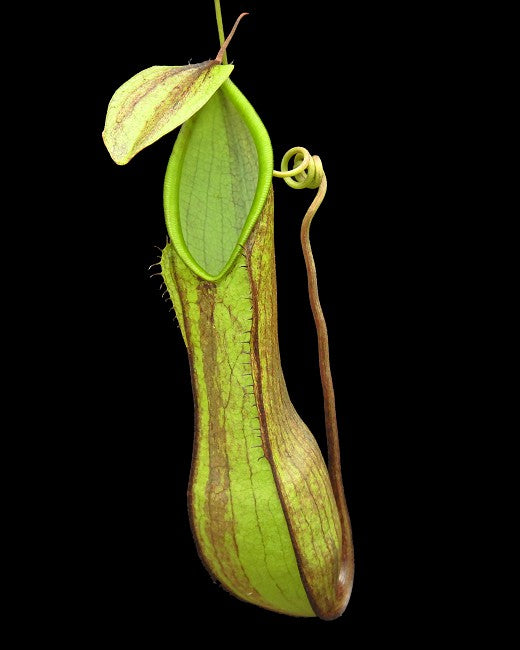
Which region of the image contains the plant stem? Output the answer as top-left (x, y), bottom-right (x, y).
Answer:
top-left (214, 0), bottom-right (227, 64)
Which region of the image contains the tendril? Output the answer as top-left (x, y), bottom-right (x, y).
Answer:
top-left (273, 148), bottom-right (351, 585)
top-left (273, 146), bottom-right (324, 189)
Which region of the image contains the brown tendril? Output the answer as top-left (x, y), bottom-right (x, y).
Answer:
top-left (274, 148), bottom-right (354, 610)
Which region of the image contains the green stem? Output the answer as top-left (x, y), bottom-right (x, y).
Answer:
top-left (214, 0), bottom-right (227, 64)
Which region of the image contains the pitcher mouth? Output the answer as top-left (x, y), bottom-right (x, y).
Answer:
top-left (163, 79), bottom-right (273, 282)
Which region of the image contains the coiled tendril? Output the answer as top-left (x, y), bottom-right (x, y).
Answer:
top-left (273, 146), bottom-right (324, 189)
top-left (273, 148), bottom-right (350, 596)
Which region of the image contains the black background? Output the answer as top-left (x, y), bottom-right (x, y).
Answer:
top-left (71, 0), bottom-right (447, 641)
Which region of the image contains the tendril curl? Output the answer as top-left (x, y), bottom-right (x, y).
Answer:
top-left (273, 146), bottom-right (324, 189)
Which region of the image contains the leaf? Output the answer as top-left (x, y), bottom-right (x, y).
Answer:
top-left (102, 63), bottom-right (233, 165)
